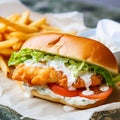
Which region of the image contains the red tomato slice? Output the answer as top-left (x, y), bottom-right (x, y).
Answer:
top-left (79, 87), bottom-right (113, 100)
top-left (48, 83), bottom-right (79, 97)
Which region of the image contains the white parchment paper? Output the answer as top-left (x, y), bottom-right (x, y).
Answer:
top-left (0, 0), bottom-right (120, 120)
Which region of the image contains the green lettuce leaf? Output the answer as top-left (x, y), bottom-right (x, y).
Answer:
top-left (8, 48), bottom-right (44, 66)
top-left (8, 48), bottom-right (116, 86)
top-left (91, 65), bottom-right (114, 86)
top-left (113, 74), bottom-right (120, 83)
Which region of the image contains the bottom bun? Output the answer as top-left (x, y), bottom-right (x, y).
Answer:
top-left (31, 89), bottom-right (107, 109)
top-left (17, 81), bottom-right (108, 109)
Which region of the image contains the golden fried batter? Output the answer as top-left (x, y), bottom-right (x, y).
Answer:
top-left (73, 74), bottom-right (102, 88)
top-left (12, 64), bottom-right (102, 88)
top-left (12, 64), bottom-right (58, 86)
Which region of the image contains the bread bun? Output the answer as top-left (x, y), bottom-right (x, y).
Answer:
top-left (22, 33), bottom-right (118, 74)
top-left (17, 81), bottom-right (107, 109)
top-left (31, 89), bottom-right (107, 109)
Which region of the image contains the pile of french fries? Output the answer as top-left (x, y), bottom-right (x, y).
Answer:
top-left (0, 11), bottom-right (76, 78)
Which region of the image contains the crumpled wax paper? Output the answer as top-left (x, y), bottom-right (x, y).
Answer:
top-left (0, 0), bottom-right (120, 120)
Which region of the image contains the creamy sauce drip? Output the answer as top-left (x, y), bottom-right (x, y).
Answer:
top-left (24, 60), bottom-right (94, 92)
top-left (24, 60), bottom-right (76, 90)
top-left (99, 85), bottom-right (109, 92)
top-left (47, 60), bottom-right (76, 90)
top-left (23, 83), bottom-right (33, 98)
top-left (24, 60), bottom-right (45, 67)
top-left (82, 90), bottom-right (94, 96)
top-left (63, 105), bottom-right (75, 112)
top-left (80, 73), bottom-right (94, 95)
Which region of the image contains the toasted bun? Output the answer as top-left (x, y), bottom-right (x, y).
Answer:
top-left (17, 81), bottom-right (108, 109)
top-left (31, 89), bottom-right (107, 109)
top-left (22, 33), bottom-right (118, 74)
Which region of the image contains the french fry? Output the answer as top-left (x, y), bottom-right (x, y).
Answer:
top-left (41, 25), bottom-right (62, 32)
top-left (0, 23), bottom-right (7, 33)
top-left (10, 32), bottom-right (29, 40)
top-left (6, 26), bottom-right (17, 33)
top-left (10, 32), bottom-right (41, 41)
top-left (2, 33), bottom-right (12, 40)
top-left (66, 31), bottom-right (77, 35)
top-left (0, 11), bottom-right (75, 78)
top-left (0, 34), bottom-right (3, 41)
top-left (0, 16), bottom-right (38, 33)
top-left (7, 14), bottom-right (20, 22)
top-left (0, 55), bottom-right (11, 77)
top-left (0, 48), bottom-right (14, 56)
top-left (12, 41), bottom-right (23, 50)
top-left (18, 11), bottom-right (30, 24)
top-left (0, 38), bottom-right (19, 49)
top-left (29, 17), bottom-right (46, 28)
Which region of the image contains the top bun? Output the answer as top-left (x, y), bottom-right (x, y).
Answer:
top-left (22, 33), bottom-right (118, 74)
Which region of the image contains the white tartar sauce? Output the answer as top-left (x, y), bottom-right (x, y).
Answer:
top-left (23, 84), bottom-right (33, 98)
top-left (82, 90), bottom-right (94, 96)
top-left (24, 60), bottom-right (95, 95)
top-left (63, 105), bottom-right (76, 112)
top-left (24, 59), bottom-right (46, 68)
top-left (80, 73), bottom-right (94, 95)
top-left (23, 85), bottom-right (98, 106)
top-left (24, 59), bottom-right (77, 90)
top-left (47, 60), bottom-right (76, 90)
top-left (80, 73), bottom-right (92, 89)
top-left (99, 85), bottom-right (109, 92)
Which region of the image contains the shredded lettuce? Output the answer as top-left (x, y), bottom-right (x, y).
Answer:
top-left (113, 74), bottom-right (120, 83)
top-left (91, 66), bottom-right (114, 86)
top-left (8, 48), bottom-right (116, 86)
top-left (8, 49), bottom-right (43, 66)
